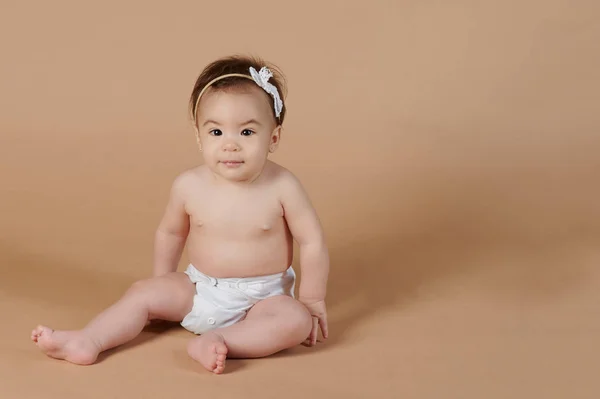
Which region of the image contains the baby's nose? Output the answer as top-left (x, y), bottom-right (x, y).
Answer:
top-left (222, 141), bottom-right (240, 151)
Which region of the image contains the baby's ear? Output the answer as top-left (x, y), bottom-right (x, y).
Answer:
top-left (269, 125), bottom-right (282, 153)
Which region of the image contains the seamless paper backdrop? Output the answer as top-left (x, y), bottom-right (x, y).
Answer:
top-left (1, 1), bottom-right (599, 398)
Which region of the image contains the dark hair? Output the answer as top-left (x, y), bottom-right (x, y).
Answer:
top-left (189, 55), bottom-right (287, 127)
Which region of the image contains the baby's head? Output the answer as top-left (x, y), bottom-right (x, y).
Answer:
top-left (189, 55), bottom-right (288, 183)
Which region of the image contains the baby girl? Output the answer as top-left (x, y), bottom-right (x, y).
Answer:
top-left (31, 55), bottom-right (330, 374)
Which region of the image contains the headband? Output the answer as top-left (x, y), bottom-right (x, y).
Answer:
top-left (191, 66), bottom-right (284, 127)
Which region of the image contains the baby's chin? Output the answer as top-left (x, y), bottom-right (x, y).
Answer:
top-left (211, 167), bottom-right (262, 183)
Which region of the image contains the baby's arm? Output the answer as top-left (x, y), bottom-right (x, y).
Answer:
top-left (153, 173), bottom-right (191, 277)
top-left (280, 171), bottom-right (330, 305)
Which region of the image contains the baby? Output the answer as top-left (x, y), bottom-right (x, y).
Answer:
top-left (31, 55), bottom-right (330, 374)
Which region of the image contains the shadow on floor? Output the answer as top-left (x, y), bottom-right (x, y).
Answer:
top-left (316, 221), bottom-right (598, 351)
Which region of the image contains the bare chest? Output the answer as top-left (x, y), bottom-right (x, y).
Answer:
top-left (187, 192), bottom-right (286, 237)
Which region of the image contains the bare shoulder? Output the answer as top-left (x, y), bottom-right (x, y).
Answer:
top-left (169, 165), bottom-right (209, 198)
top-left (174, 165), bottom-right (210, 186)
top-left (265, 162), bottom-right (313, 207)
top-left (267, 161), bottom-right (305, 193)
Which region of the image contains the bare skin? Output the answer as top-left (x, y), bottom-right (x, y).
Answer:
top-left (31, 82), bottom-right (330, 373)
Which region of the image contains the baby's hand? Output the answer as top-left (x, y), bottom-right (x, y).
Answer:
top-left (299, 298), bottom-right (328, 347)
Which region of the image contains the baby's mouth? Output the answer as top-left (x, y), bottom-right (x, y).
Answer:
top-left (221, 160), bottom-right (244, 167)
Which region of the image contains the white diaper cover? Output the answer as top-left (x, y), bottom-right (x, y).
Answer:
top-left (180, 264), bottom-right (296, 334)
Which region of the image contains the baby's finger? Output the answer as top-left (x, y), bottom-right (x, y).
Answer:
top-left (302, 336), bottom-right (315, 347)
top-left (310, 316), bottom-right (319, 345)
top-left (319, 316), bottom-right (329, 339)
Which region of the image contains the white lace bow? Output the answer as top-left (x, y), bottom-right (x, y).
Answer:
top-left (249, 66), bottom-right (283, 118)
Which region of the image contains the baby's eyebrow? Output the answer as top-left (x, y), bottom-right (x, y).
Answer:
top-left (239, 119), bottom-right (262, 126)
top-left (201, 119), bottom-right (262, 127)
top-left (202, 119), bottom-right (220, 127)
top-left (202, 119), bottom-right (219, 126)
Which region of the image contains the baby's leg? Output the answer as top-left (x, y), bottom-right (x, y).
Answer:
top-left (31, 272), bottom-right (195, 365)
top-left (187, 295), bottom-right (312, 374)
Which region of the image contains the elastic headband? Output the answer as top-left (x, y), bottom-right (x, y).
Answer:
top-left (190, 66), bottom-right (284, 128)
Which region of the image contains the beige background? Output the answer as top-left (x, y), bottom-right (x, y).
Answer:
top-left (1, 0), bottom-right (599, 398)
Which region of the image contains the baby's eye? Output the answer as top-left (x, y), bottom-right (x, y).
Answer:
top-left (210, 129), bottom-right (222, 136)
top-left (241, 129), bottom-right (254, 136)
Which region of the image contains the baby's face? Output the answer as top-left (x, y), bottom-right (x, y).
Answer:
top-left (196, 85), bottom-right (279, 183)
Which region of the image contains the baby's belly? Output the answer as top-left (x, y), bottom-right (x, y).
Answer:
top-left (185, 231), bottom-right (293, 278)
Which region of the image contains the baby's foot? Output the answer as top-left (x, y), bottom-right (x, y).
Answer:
top-left (189, 332), bottom-right (228, 374)
top-left (31, 325), bottom-right (101, 365)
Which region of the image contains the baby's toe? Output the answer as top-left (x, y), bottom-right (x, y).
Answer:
top-left (31, 326), bottom-right (44, 341)
top-left (37, 325), bottom-right (52, 335)
top-left (213, 364), bottom-right (225, 374)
